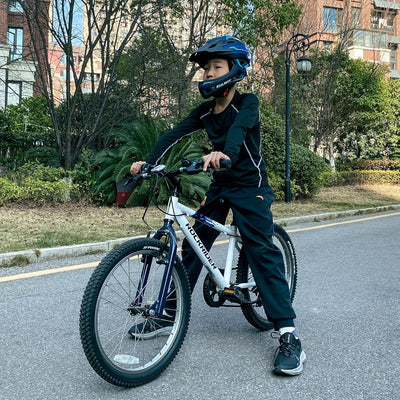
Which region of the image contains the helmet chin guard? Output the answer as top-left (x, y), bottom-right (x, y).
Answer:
top-left (198, 59), bottom-right (248, 99)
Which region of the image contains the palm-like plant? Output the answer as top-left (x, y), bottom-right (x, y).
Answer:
top-left (93, 117), bottom-right (210, 206)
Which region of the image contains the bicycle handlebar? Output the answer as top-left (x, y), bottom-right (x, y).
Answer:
top-left (117, 158), bottom-right (231, 205)
top-left (120, 158), bottom-right (231, 192)
top-left (134, 158), bottom-right (230, 180)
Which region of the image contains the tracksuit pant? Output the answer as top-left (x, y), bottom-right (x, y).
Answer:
top-left (181, 184), bottom-right (296, 330)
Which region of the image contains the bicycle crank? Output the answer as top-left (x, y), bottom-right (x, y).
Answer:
top-left (202, 273), bottom-right (226, 307)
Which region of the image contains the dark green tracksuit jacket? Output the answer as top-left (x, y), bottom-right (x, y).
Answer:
top-left (146, 90), bottom-right (296, 328)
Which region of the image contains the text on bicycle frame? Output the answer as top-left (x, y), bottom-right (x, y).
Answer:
top-left (185, 222), bottom-right (217, 270)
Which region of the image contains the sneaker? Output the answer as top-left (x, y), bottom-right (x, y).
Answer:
top-left (129, 317), bottom-right (174, 340)
top-left (273, 332), bottom-right (306, 375)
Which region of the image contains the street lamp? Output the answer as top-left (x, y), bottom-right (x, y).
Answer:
top-left (285, 33), bottom-right (312, 203)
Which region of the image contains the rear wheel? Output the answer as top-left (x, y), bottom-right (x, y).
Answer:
top-left (79, 238), bottom-right (191, 387)
top-left (236, 224), bottom-right (297, 330)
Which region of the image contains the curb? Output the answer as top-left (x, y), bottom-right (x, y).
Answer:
top-left (1, 204), bottom-right (400, 267)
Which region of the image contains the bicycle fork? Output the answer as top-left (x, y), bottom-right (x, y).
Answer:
top-left (133, 220), bottom-right (178, 318)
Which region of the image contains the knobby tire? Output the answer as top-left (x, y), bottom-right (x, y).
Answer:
top-left (79, 238), bottom-right (191, 387)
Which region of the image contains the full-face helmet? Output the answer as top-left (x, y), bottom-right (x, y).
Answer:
top-left (189, 36), bottom-right (251, 99)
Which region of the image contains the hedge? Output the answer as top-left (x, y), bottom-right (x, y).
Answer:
top-left (0, 176), bottom-right (80, 205)
top-left (0, 162), bottom-right (83, 206)
top-left (340, 159), bottom-right (400, 171)
top-left (0, 178), bottom-right (20, 206)
top-left (321, 170), bottom-right (400, 187)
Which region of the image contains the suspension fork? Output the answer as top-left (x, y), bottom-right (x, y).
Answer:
top-left (134, 220), bottom-right (177, 317)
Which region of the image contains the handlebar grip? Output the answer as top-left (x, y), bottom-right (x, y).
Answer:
top-left (140, 163), bottom-right (153, 174)
top-left (193, 159), bottom-right (231, 170)
top-left (219, 159), bottom-right (231, 170)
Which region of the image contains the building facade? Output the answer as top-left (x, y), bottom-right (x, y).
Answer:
top-left (298, 0), bottom-right (400, 77)
top-left (0, 0), bottom-right (50, 107)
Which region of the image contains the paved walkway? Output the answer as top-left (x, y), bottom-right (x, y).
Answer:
top-left (1, 204), bottom-right (399, 267)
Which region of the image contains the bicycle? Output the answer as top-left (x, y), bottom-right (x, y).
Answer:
top-left (79, 158), bottom-right (297, 387)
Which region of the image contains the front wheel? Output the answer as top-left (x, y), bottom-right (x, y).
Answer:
top-left (236, 224), bottom-right (297, 331)
top-left (79, 238), bottom-right (191, 387)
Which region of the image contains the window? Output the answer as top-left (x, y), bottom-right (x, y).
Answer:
top-left (7, 81), bottom-right (22, 106)
top-left (7, 28), bottom-right (23, 60)
top-left (8, 0), bottom-right (23, 13)
top-left (371, 10), bottom-right (395, 31)
top-left (353, 30), bottom-right (389, 49)
top-left (60, 53), bottom-right (67, 65)
top-left (391, 47), bottom-right (397, 70)
top-left (323, 7), bottom-right (343, 32)
top-left (351, 7), bottom-right (361, 28)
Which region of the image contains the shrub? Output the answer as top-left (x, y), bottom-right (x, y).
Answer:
top-left (320, 171), bottom-right (346, 187)
top-left (18, 177), bottom-right (77, 204)
top-left (8, 162), bottom-right (67, 182)
top-left (260, 101), bottom-right (327, 199)
top-left (93, 117), bottom-right (209, 206)
top-left (261, 139), bottom-right (328, 199)
top-left (321, 170), bottom-right (400, 186)
top-left (68, 149), bottom-right (97, 203)
top-left (289, 144), bottom-right (329, 198)
top-left (268, 172), bottom-right (301, 201)
top-left (0, 178), bottom-right (20, 206)
top-left (0, 162), bottom-right (81, 205)
top-left (0, 96), bottom-right (57, 168)
top-left (24, 146), bottom-right (60, 167)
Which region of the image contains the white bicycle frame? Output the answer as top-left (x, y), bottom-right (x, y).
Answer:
top-left (164, 194), bottom-right (256, 292)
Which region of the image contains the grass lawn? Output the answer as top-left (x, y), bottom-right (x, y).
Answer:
top-left (1, 184), bottom-right (399, 255)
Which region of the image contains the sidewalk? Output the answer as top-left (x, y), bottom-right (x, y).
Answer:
top-left (1, 204), bottom-right (399, 267)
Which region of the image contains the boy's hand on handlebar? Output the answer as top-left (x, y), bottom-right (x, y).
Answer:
top-left (202, 152), bottom-right (230, 171)
top-left (130, 161), bottom-right (146, 176)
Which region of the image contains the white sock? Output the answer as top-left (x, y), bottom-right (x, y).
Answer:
top-left (279, 327), bottom-right (297, 337)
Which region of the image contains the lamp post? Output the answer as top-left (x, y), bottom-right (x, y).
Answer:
top-left (285, 33), bottom-right (312, 203)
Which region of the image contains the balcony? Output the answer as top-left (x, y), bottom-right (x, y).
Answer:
top-left (373, 0), bottom-right (400, 11)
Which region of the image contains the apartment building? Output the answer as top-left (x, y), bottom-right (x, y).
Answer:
top-left (298, 0), bottom-right (400, 77)
top-left (0, 0), bottom-right (50, 107)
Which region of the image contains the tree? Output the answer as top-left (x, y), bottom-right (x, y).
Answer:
top-left (333, 58), bottom-right (391, 162)
top-left (385, 79), bottom-right (400, 159)
top-left (19, 0), bottom-right (146, 169)
top-left (272, 42), bottom-right (393, 167)
top-left (259, 100), bottom-right (327, 199)
top-left (223, 0), bottom-right (302, 93)
top-left (116, 0), bottom-right (302, 119)
top-left (117, 0), bottom-right (227, 120)
top-left (16, 0), bottom-right (302, 169)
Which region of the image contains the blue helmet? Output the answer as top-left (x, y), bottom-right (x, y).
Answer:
top-left (189, 36), bottom-right (251, 99)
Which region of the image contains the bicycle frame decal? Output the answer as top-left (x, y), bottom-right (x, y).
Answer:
top-left (185, 222), bottom-right (217, 270)
top-left (191, 211), bottom-right (215, 228)
top-left (165, 196), bottom-right (240, 290)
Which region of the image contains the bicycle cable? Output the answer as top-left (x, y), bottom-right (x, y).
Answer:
top-left (141, 172), bottom-right (187, 230)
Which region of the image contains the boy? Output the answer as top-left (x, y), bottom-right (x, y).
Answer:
top-left (129, 36), bottom-right (306, 375)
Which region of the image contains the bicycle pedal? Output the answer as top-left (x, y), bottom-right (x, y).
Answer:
top-left (222, 287), bottom-right (249, 304)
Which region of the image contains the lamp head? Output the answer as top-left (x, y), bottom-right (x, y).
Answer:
top-left (296, 55), bottom-right (312, 74)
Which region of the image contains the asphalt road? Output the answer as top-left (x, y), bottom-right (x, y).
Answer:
top-left (0, 211), bottom-right (399, 400)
